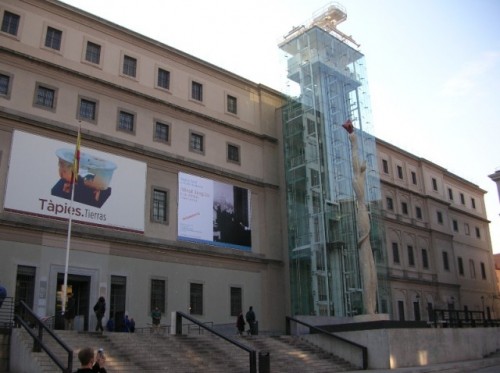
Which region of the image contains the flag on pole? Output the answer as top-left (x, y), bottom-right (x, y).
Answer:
top-left (72, 129), bottom-right (81, 183)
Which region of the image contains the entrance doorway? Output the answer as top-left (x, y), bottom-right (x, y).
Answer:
top-left (110, 275), bottom-right (127, 332)
top-left (56, 273), bottom-right (91, 331)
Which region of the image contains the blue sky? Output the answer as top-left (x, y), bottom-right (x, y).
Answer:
top-left (61, 0), bottom-right (500, 252)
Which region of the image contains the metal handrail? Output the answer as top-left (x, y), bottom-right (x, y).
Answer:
top-left (14, 301), bottom-right (73, 373)
top-left (175, 311), bottom-right (258, 373)
top-left (286, 316), bottom-right (368, 370)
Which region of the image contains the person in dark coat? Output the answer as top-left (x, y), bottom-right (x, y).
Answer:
top-left (64, 293), bottom-right (76, 330)
top-left (245, 306), bottom-right (256, 335)
top-left (93, 297), bottom-right (106, 333)
top-left (236, 312), bottom-right (245, 335)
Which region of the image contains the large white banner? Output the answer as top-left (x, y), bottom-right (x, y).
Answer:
top-left (178, 172), bottom-right (251, 250)
top-left (4, 130), bottom-right (146, 233)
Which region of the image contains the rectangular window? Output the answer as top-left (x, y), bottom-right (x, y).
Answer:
top-left (448, 188), bottom-right (453, 200)
top-left (411, 171), bottom-right (417, 185)
top-left (452, 219), bottom-right (458, 232)
top-left (123, 55), bottom-right (137, 77)
top-left (397, 165), bottom-right (403, 179)
top-left (1, 10), bottom-right (20, 36)
top-left (442, 251), bottom-right (449, 271)
top-left (150, 279), bottom-right (166, 313)
top-left (392, 242), bottom-right (400, 264)
top-left (118, 110), bottom-right (134, 132)
top-left (227, 143), bottom-right (240, 163)
top-left (45, 26), bottom-right (62, 50)
top-left (437, 211), bottom-right (443, 224)
top-left (464, 223), bottom-right (470, 235)
top-left (190, 283), bottom-right (203, 315)
top-left (230, 287), bottom-right (242, 317)
top-left (157, 68), bottom-right (170, 90)
top-left (422, 249), bottom-right (429, 269)
top-left (471, 198), bottom-right (476, 209)
top-left (432, 177), bottom-right (438, 191)
top-left (85, 41), bottom-right (101, 64)
top-left (154, 121), bottom-right (170, 144)
top-left (191, 81), bottom-right (203, 101)
top-left (458, 257), bottom-right (464, 275)
top-left (398, 300), bottom-right (405, 321)
top-left (401, 202), bottom-right (408, 215)
top-left (475, 227), bottom-right (481, 238)
top-left (415, 206), bottom-right (422, 220)
top-left (480, 262), bottom-right (486, 280)
top-left (382, 159), bottom-right (389, 173)
top-left (189, 131), bottom-right (204, 153)
top-left (34, 84), bottom-right (56, 109)
top-left (386, 197), bottom-right (393, 211)
top-left (152, 189), bottom-right (168, 223)
top-left (460, 193), bottom-right (465, 204)
top-left (0, 73), bottom-right (11, 97)
top-left (469, 259), bottom-right (476, 279)
top-left (79, 98), bottom-right (97, 122)
top-left (16, 265), bottom-right (36, 317)
top-left (227, 95), bottom-right (237, 114)
top-left (407, 245), bottom-right (415, 266)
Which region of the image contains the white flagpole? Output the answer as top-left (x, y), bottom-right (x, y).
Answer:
top-left (62, 126), bottom-right (81, 315)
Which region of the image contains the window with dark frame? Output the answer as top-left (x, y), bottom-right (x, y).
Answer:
top-left (448, 188), bottom-right (453, 200)
top-left (45, 26), bottom-right (62, 50)
top-left (422, 248), bottom-right (429, 269)
top-left (475, 226), bottom-right (481, 238)
top-left (407, 245), bottom-right (415, 266)
top-left (415, 206), bottom-right (422, 219)
top-left (397, 165), bottom-right (403, 179)
top-left (1, 11), bottom-right (20, 36)
top-left (411, 171), bottom-right (417, 185)
top-left (79, 98), bottom-right (96, 121)
top-left (480, 262), bottom-right (486, 280)
top-left (191, 81), bottom-right (203, 101)
top-left (190, 132), bottom-right (204, 153)
top-left (386, 197), bottom-right (393, 210)
top-left (152, 189), bottom-right (168, 223)
top-left (392, 242), bottom-right (400, 264)
top-left (458, 257), bottom-right (464, 275)
top-left (464, 223), bottom-right (470, 235)
top-left (150, 278), bottom-right (166, 313)
top-left (230, 287), bottom-right (242, 317)
top-left (442, 251), bottom-right (450, 271)
top-left (0, 73), bottom-right (10, 96)
top-left (157, 68), bottom-right (170, 90)
top-left (460, 193), bottom-right (465, 204)
top-left (154, 122), bottom-right (170, 143)
top-left (469, 259), bottom-right (476, 279)
top-left (452, 219), bottom-right (458, 232)
top-left (85, 41), bottom-right (101, 64)
top-left (471, 197), bottom-right (476, 209)
top-left (432, 177), bottom-right (438, 191)
top-left (123, 55), bottom-right (137, 77)
top-left (118, 111), bottom-right (134, 132)
top-left (227, 95), bottom-right (237, 114)
top-left (227, 144), bottom-right (240, 163)
top-left (190, 283), bottom-right (203, 315)
top-left (437, 211), bottom-right (443, 224)
top-left (382, 159), bottom-right (389, 173)
top-left (401, 202), bottom-right (408, 215)
top-left (35, 85), bottom-right (55, 108)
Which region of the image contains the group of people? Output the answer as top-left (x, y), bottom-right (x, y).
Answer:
top-left (237, 306), bottom-right (257, 336)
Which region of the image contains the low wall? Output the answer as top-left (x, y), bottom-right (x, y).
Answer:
top-left (304, 326), bottom-right (500, 369)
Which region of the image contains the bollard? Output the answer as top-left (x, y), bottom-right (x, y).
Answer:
top-left (258, 351), bottom-right (270, 373)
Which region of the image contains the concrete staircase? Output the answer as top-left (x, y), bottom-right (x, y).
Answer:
top-left (14, 329), bottom-right (359, 372)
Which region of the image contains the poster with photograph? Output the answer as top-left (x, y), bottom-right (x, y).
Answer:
top-left (178, 172), bottom-right (251, 250)
top-left (4, 130), bottom-right (146, 233)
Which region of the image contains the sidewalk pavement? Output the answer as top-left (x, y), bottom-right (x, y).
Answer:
top-left (347, 354), bottom-right (500, 373)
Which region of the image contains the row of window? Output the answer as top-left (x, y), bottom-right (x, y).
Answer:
top-left (1, 9), bottom-right (240, 115)
top-left (381, 158), bottom-right (478, 211)
top-left (391, 242), bottom-right (488, 280)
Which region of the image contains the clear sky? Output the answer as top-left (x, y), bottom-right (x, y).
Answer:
top-left (60, 0), bottom-right (500, 252)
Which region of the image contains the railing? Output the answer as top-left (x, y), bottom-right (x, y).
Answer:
top-left (286, 316), bottom-right (368, 370)
top-left (0, 296), bottom-right (15, 330)
top-left (174, 311), bottom-right (259, 373)
top-left (14, 301), bottom-right (73, 373)
top-left (432, 309), bottom-right (500, 327)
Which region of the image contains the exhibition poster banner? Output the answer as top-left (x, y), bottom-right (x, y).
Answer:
top-left (4, 130), bottom-right (146, 233)
top-left (178, 172), bottom-right (251, 250)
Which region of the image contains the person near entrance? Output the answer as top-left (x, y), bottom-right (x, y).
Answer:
top-left (75, 346), bottom-right (107, 373)
top-left (93, 297), bottom-right (106, 333)
top-left (245, 306), bottom-right (257, 335)
top-left (151, 306), bottom-right (161, 333)
top-left (64, 293), bottom-right (76, 330)
top-left (0, 283), bottom-right (6, 308)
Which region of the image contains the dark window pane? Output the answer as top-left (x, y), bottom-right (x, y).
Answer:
top-left (1, 11), bottom-right (20, 36)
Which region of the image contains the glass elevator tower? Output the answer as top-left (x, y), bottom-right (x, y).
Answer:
top-left (279, 3), bottom-right (389, 317)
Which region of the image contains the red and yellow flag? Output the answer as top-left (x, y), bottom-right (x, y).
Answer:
top-left (72, 129), bottom-right (81, 184)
